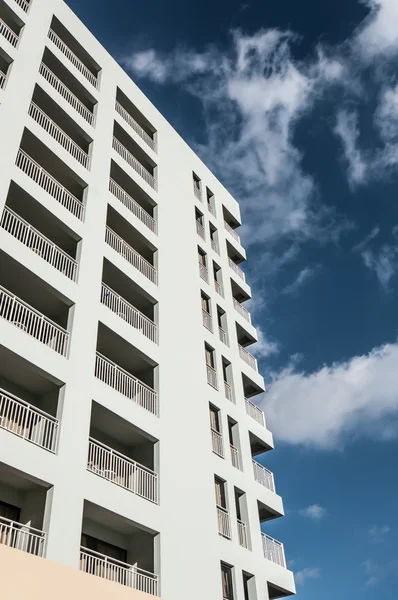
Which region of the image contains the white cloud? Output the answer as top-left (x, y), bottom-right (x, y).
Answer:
top-left (282, 265), bottom-right (320, 295)
top-left (263, 341), bottom-right (398, 449)
top-left (355, 0), bottom-right (398, 60)
top-left (334, 110), bottom-right (368, 187)
top-left (295, 567), bottom-right (321, 586)
top-left (298, 504), bottom-right (327, 521)
top-left (352, 226), bottom-right (380, 252)
top-left (251, 328), bottom-right (279, 359)
top-left (368, 524), bottom-right (391, 539)
top-left (361, 245), bottom-right (398, 289)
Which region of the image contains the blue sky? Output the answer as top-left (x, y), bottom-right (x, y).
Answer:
top-left (66, 0), bottom-right (398, 596)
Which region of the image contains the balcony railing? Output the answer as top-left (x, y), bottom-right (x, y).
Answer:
top-left (224, 381), bottom-right (234, 402)
top-left (112, 137), bottom-right (155, 189)
top-left (228, 257), bottom-right (245, 282)
top-left (230, 444), bottom-right (240, 469)
top-left (95, 352), bottom-right (158, 416)
top-left (29, 102), bottom-right (90, 168)
top-left (109, 178), bottom-right (157, 234)
top-left (115, 101), bottom-right (156, 152)
top-left (237, 519), bottom-right (248, 548)
top-left (0, 388), bottom-right (59, 453)
top-left (199, 261), bottom-right (208, 283)
top-left (217, 506), bottom-right (231, 539)
top-left (208, 202), bottom-right (216, 217)
top-left (101, 283), bottom-right (157, 343)
top-left (233, 298), bottom-right (251, 323)
top-left (252, 460), bottom-right (275, 492)
top-left (16, 149), bottom-right (84, 221)
top-left (0, 18), bottom-right (19, 47)
top-left (196, 220), bottom-right (205, 240)
top-left (39, 62), bottom-right (94, 126)
top-left (193, 181), bottom-right (201, 201)
top-left (219, 326), bottom-right (228, 346)
top-left (215, 280), bottom-right (223, 297)
top-left (0, 70), bottom-right (7, 90)
top-left (245, 398), bottom-right (265, 426)
top-left (48, 28), bottom-right (99, 89)
top-left (88, 438), bottom-right (158, 504)
top-left (211, 428), bottom-right (224, 458)
top-left (0, 284), bottom-right (69, 356)
top-left (225, 221), bottom-right (241, 244)
top-left (206, 364), bottom-right (218, 389)
top-left (239, 345), bottom-right (258, 371)
top-left (14, 0), bottom-right (30, 13)
top-left (105, 226), bottom-right (157, 284)
top-left (262, 534), bottom-right (286, 568)
top-left (1, 206), bottom-right (78, 282)
top-left (0, 517), bottom-right (46, 557)
top-left (80, 547), bottom-right (159, 596)
top-left (202, 309), bottom-right (212, 331)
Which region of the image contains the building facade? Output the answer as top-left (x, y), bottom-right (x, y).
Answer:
top-left (0, 1), bottom-right (296, 599)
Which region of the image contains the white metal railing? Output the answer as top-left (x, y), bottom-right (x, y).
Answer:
top-left (95, 352), bottom-right (158, 416)
top-left (80, 547), bottom-right (159, 595)
top-left (202, 309), bottom-right (212, 331)
top-left (0, 388), bottom-right (59, 453)
top-left (237, 519), bottom-right (248, 548)
top-left (105, 227), bottom-right (157, 284)
top-left (230, 444), bottom-right (240, 470)
top-left (29, 102), bottom-right (90, 168)
top-left (225, 221), bottom-right (241, 244)
top-left (109, 178), bottom-right (157, 233)
top-left (228, 257), bottom-right (246, 281)
top-left (48, 28), bottom-right (99, 89)
top-left (211, 428), bottom-right (224, 457)
top-left (217, 506), bottom-right (231, 539)
top-left (88, 438), bottom-right (158, 503)
top-left (215, 280), bottom-right (223, 297)
top-left (196, 220), bottom-right (205, 240)
top-left (0, 18), bottom-right (19, 47)
top-left (115, 101), bottom-right (156, 152)
top-left (193, 181), bottom-right (201, 200)
top-left (113, 137), bottom-right (155, 189)
top-left (262, 534), bottom-right (286, 568)
top-left (14, 0), bottom-right (30, 13)
top-left (199, 261), bottom-right (208, 282)
top-left (0, 70), bottom-right (7, 90)
top-left (16, 149), bottom-right (84, 220)
top-left (0, 284), bottom-right (69, 356)
top-left (0, 517), bottom-right (46, 557)
top-left (39, 62), bottom-right (94, 126)
top-left (224, 381), bottom-right (234, 402)
top-left (208, 202), bottom-right (215, 216)
top-left (239, 344), bottom-right (258, 371)
top-left (101, 283), bottom-right (157, 343)
top-left (219, 326), bottom-right (228, 346)
top-left (253, 460), bottom-right (275, 492)
top-left (245, 398), bottom-right (265, 426)
top-left (211, 239), bottom-right (219, 254)
top-left (233, 298), bottom-right (251, 323)
top-left (1, 206), bottom-right (78, 282)
top-left (206, 364), bottom-right (218, 389)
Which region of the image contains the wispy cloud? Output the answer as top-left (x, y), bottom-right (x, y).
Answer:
top-left (361, 245), bottom-right (398, 290)
top-left (352, 226), bottom-right (380, 252)
top-left (334, 110), bottom-right (368, 187)
top-left (298, 504), bottom-right (327, 521)
top-left (368, 524), bottom-right (391, 541)
top-left (295, 567), bottom-right (321, 586)
top-left (282, 265), bottom-right (321, 295)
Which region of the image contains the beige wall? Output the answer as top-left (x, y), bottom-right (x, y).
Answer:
top-left (0, 545), bottom-right (160, 600)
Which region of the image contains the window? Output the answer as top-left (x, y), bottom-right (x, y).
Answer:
top-left (193, 173), bottom-right (201, 199)
top-left (81, 533), bottom-right (127, 563)
top-left (205, 345), bottom-right (214, 368)
top-left (221, 564), bottom-right (234, 600)
top-left (209, 405), bottom-right (220, 431)
top-left (207, 187), bottom-right (216, 216)
top-left (201, 292), bottom-right (210, 313)
top-left (215, 478), bottom-right (226, 508)
top-left (198, 248), bottom-right (207, 266)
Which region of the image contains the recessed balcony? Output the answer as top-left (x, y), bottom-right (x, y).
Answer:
top-left (211, 427), bottom-right (224, 458)
top-left (13, 0), bottom-right (30, 13)
top-left (245, 398), bottom-right (265, 426)
top-left (113, 122), bottom-right (156, 189)
top-left (224, 220), bottom-right (241, 244)
top-left (115, 101), bottom-right (156, 152)
top-left (105, 226), bottom-right (157, 284)
top-left (196, 219), bottom-right (205, 240)
top-left (109, 178), bottom-right (157, 234)
top-left (0, 4), bottom-right (20, 49)
top-left (253, 460), bottom-right (275, 492)
top-left (202, 308), bottom-right (212, 331)
top-left (224, 381), bottom-right (233, 402)
top-left (193, 175), bottom-right (201, 201)
top-left (217, 505), bottom-right (231, 539)
top-left (0, 68), bottom-right (7, 90)
top-left (116, 88), bottom-right (156, 152)
top-left (237, 519), bottom-right (248, 548)
top-left (229, 257), bottom-right (245, 282)
top-left (199, 261), bottom-right (208, 283)
top-left (262, 534), bottom-right (286, 568)
top-left (233, 298), bottom-right (251, 324)
top-left (206, 364), bottom-right (218, 389)
top-left (230, 444), bottom-right (240, 469)
top-left (239, 344), bottom-right (258, 371)
top-left (219, 326), bottom-right (228, 346)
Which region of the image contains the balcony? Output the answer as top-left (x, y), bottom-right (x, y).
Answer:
top-left (229, 257), bottom-right (245, 282)
top-left (101, 283), bottom-right (157, 343)
top-left (219, 326), bottom-right (228, 346)
top-left (199, 261), bottom-right (208, 283)
top-left (253, 460), bottom-right (275, 492)
top-left (115, 101), bottom-right (156, 152)
top-left (196, 220), bottom-right (205, 240)
top-left (239, 344), bottom-right (258, 371)
top-left (224, 381), bottom-right (233, 402)
top-left (105, 226), bottom-right (157, 284)
top-left (224, 221), bottom-right (241, 244)
top-left (217, 506), bottom-right (231, 539)
top-left (0, 17), bottom-right (19, 48)
top-left (262, 534), bottom-right (286, 568)
top-left (237, 519), bottom-right (248, 548)
top-left (202, 309), bottom-right (212, 331)
top-left (87, 437), bottom-right (158, 504)
top-left (1, 206), bottom-right (78, 281)
top-left (14, 0), bottom-right (30, 13)
top-left (233, 298), bottom-right (251, 323)
top-left (245, 398), bottom-right (265, 426)
top-left (0, 69), bottom-right (6, 90)
top-left (0, 517), bottom-right (45, 557)
top-left (109, 177), bottom-right (157, 234)
top-left (113, 123), bottom-right (156, 189)
top-left (211, 428), bottom-right (224, 458)
top-left (206, 364), bottom-right (218, 389)
top-left (0, 387), bottom-right (59, 453)
top-left (193, 179), bottom-right (201, 201)
top-left (95, 352), bottom-right (158, 415)
top-left (211, 239), bottom-right (219, 254)
top-left (215, 280), bottom-right (223, 297)
top-left (230, 444), bottom-right (240, 469)
top-left (48, 27), bottom-right (99, 89)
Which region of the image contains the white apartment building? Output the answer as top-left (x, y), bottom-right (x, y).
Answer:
top-left (0, 1), bottom-right (296, 599)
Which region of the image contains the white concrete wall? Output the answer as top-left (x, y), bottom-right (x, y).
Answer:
top-left (0, 1), bottom-right (295, 600)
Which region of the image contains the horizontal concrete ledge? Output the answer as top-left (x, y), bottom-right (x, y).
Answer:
top-left (0, 544), bottom-right (160, 600)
